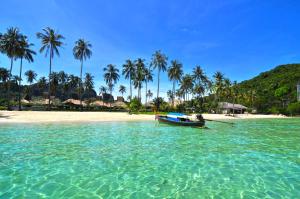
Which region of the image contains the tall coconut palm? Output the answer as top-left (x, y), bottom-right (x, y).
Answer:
top-left (49, 72), bottom-right (59, 98)
top-left (134, 58), bottom-right (146, 102)
top-left (119, 85), bottom-right (126, 99)
top-left (213, 71), bottom-right (224, 103)
top-left (0, 27), bottom-right (22, 109)
top-left (73, 39), bottom-right (92, 108)
top-left (151, 50), bottom-right (168, 99)
top-left (192, 66), bottom-right (208, 85)
top-left (144, 67), bottom-right (153, 105)
top-left (122, 59), bottom-right (135, 101)
top-left (103, 64), bottom-right (119, 106)
top-left (167, 60), bottom-right (183, 107)
top-left (17, 35), bottom-right (36, 110)
top-left (36, 27), bottom-right (64, 109)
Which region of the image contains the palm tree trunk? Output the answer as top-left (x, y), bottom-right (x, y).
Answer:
top-left (48, 51), bottom-right (52, 110)
top-left (157, 69), bottom-right (160, 99)
top-left (7, 57), bottom-right (14, 110)
top-left (130, 76), bottom-right (132, 102)
top-left (79, 59), bottom-right (83, 111)
top-left (18, 58), bottom-right (23, 111)
top-left (172, 80), bottom-right (175, 107)
top-left (145, 81), bottom-right (147, 105)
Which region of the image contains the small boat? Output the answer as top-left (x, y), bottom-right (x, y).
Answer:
top-left (155, 112), bottom-right (205, 127)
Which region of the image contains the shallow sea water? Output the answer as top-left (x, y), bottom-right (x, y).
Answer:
top-left (0, 119), bottom-right (300, 198)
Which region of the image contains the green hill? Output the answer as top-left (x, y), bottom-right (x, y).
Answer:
top-left (236, 64), bottom-right (300, 113)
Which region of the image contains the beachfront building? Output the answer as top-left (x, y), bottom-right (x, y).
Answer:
top-left (218, 102), bottom-right (247, 114)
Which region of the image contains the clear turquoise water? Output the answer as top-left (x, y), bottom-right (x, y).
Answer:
top-left (0, 119), bottom-right (300, 198)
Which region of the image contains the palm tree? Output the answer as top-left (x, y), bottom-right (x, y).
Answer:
top-left (168, 60), bottom-right (183, 107)
top-left (36, 27), bottom-right (64, 109)
top-left (49, 72), bottom-right (59, 98)
top-left (0, 27), bottom-right (22, 109)
top-left (122, 59), bottom-right (135, 101)
top-left (73, 39), bottom-right (92, 108)
top-left (37, 77), bottom-right (47, 91)
top-left (103, 64), bottom-right (119, 106)
top-left (213, 71), bottom-right (224, 103)
top-left (146, 90), bottom-right (153, 103)
top-left (24, 70), bottom-right (37, 100)
top-left (133, 58), bottom-right (146, 102)
top-left (84, 73), bottom-right (94, 91)
top-left (167, 90), bottom-right (174, 103)
top-left (99, 85), bottom-right (107, 105)
top-left (180, 74), bottom-right (194, 101)
top-left (119, 85), bottom-right (126, 99)
top-left (144, 67), bottom-right (153, 105)
top-left (0, 68), bottom-right (9, 94)
top-left (192, 66), bottom-right (208, 85)
top-left (25, 70), bottom-right (37, 85)
top-left (17, 35), bottom-right (36, 110)
top-left (151, 50), bottom-right (168, 99)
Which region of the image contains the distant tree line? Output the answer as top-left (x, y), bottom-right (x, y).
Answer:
top-left (1, 27), bottom-right (300, 114)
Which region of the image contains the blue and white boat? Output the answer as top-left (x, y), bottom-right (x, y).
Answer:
top-left (156, 112), bottom-right (205, 127)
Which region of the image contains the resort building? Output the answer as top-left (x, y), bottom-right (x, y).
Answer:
top-left (218, 102), bottom-right (247, 114)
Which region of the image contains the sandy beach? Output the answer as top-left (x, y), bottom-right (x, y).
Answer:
top-left (0, 111), bottom-right (288, 123)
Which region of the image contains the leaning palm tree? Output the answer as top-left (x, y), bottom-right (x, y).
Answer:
top-left (36, 27), bottom-right (64, 109)
top-left (167, 60), bottom-right (183, 107)
top-left (144, 67), bottom-right (153, 105)
top-left (103, 64), bottom-right (119, 106)
top-left (122, 59), bottom-right (135, 101)
top-left (0, 27), bottom-right (22, 109)
top-left (17, 35), bottom-right (36, 110)
top-left (151, 50), bottom-right (168, 99)
top-left (73, 39), bottom-right (92, 108)
top-left (119, 85), bottom-right (126, 99)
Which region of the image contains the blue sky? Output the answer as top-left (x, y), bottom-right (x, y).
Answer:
top-left (1, 0), bottom-right (300, 100)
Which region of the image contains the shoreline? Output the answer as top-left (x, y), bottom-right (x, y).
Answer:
top-left (0, 111), bottom-right (290, 124)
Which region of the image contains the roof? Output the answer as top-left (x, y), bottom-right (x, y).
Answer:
top-left (219, 102), bottom-right (247, 110)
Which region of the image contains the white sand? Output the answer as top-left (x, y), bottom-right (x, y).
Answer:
top-left (0, 111), bottom-right (288, 124)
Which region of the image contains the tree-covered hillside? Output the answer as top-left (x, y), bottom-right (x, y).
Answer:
top-left (236, 64), bottom-right (300, 113)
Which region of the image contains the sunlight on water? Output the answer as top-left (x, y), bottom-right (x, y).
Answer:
top-left (0, 119), bottom-right (300, 198)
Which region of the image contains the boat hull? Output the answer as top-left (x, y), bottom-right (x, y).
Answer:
top-left (156, 116), bottom-right (205, 127)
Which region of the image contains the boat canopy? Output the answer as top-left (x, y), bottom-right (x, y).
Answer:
top-left (167, 112), bottom-right (189, 119)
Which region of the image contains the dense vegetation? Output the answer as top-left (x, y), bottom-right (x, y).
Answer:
top-left (234, 64), bottom-right (300, 114)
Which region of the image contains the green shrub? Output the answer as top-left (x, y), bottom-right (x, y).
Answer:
top-left (268, 107), bottom-right (280, 114)
top-left (287, 102), bottom-right (300, 116)
top-left (0, 106), bottom-right (6, 110)
top-left (129, 97), bottom-right (142, 112)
